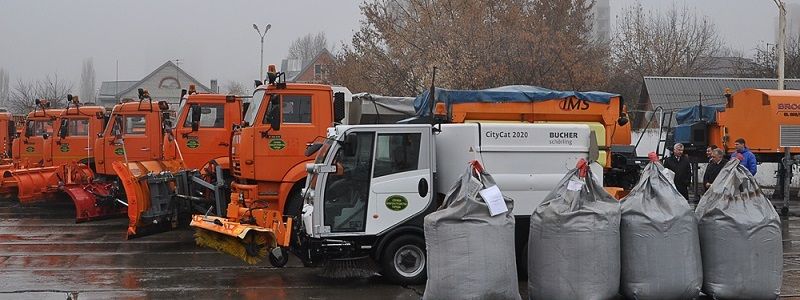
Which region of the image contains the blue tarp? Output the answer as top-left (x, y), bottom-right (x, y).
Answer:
top-left (413, 85), bottom-right (619, 116)
top-left (675, 104), bottom-right (725, 125)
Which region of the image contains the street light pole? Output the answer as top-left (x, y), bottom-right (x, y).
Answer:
top-left (253, 23), bottom-right (272, 81)
top-left (774, 0), bottom-right (786, 90)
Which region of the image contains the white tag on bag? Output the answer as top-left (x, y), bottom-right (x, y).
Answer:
top-left (567, 180), bottom-right (584, 191)
top-left (479, 185), bottom-right (508, 216)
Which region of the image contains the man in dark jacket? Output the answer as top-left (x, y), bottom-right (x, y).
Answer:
top-left (664, 143), bottom-right (692, 200)
top-left (703, 148), bottom-right (727, 192)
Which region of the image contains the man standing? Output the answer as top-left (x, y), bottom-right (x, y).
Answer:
top-left (731, 138), bottom-right (757, 175)
top-left (706, 145), bottom-right (718, 162)
top-left (664, 143), bottom-right (692, 200)
top-left (703, 148), bottom-right (728, 191)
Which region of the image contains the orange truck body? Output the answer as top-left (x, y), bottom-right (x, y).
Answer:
top-left (6, 105), bottom-right (106, 202)
top-left (11, 109), bottom-right (65, 168)
top-left (715, 89), bottom-right (800, 158)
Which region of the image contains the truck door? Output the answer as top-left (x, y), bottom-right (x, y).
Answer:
top-left (102, 114), bottom-right (153, 173)
top-left (253, 93), bottom-right (318, 181)
top-left (175, 103), bottom-right (228, 169)
top-left (319, 126), bottom-right (432, 236)
top-left (55, 117), bottom-right (92, 165)
top-left (20, 119), bottom-right (54, 167)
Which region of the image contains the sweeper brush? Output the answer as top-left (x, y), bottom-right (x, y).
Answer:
top-left (194, 228), bottom-right (268, 265)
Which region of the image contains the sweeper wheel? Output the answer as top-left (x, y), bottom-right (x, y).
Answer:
top-left (269, 247), bottom-right (289, 267)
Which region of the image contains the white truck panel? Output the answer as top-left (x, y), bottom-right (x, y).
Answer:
top-left (434, 123), bottom-right (598, 216)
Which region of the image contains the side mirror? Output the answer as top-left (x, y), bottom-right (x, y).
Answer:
top-left (42, 133), bottom-right (50, 140)
top-left (305, 142), bottom-right (323, 157)
top-left (617, 115), bottom-right (629, 126)
top-left (343, 133), bottom-right (358, 157)
top-left (190, 104), bottom-right (201, 132)
top-left (58, 119), bottom-right (68, 138)
top-left (24, 125), bottom-right (32, 138)
top-left (266, 94), bottom-right (281, 131)
top-left (333, 92), bottom-right (345, 124)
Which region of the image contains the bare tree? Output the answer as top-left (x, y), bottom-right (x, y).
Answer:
top-left (223, 81), bottom-right (247, 95)
top-left (8, 74), bottom-right (73, 114)
top-left (288, 32), bottom-right (329, 67)
top-left (750, 37), bottom-right (800, 78)
top-left (0, 68), bottom-right (9, 107)
top-left (610, 4), bottom-right (723, 108)
top-left (80, 58), bottom-right (96, 103)
top-left (332, 0), bottom-right (606, 96)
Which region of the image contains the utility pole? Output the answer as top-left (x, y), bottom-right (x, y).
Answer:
top-left (775, 0), bottom-right (786, 90)
top-left (253, 23), bottom-right (272, 81)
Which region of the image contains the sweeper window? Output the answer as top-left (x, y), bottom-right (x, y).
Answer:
top-left (67, 118), bottom-right (90, 136)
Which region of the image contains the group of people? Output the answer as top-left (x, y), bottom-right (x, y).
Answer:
top-left (663, 138), bottom-right (757, 201)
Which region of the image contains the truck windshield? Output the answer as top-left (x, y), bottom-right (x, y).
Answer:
top-left (244, 89), bottom-right (266, 126)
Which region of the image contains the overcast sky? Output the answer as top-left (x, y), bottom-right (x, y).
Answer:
top-left (0, 0), bottom-right (794, 92)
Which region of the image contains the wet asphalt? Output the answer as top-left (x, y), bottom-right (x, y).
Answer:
top-left (0, 194), bottom-right (799, 299)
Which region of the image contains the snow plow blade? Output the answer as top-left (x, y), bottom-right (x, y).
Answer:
top-left (62, 182), bottom-right (126, 222)
top-left (113, 160), bottom-right (185, 239)
top-left (10, 163), bottom-right (93, 203)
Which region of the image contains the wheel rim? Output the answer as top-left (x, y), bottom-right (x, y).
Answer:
top-left (394, 244), bottom-right (425, 278)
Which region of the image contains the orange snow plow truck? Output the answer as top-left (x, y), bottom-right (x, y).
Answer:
top-left (2, 96), bottom-right (105, 203)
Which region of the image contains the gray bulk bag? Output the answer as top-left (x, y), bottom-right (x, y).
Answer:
top-left (528, 162), bottom-right (621, 300)
top-left (695, 159), bottom-right (783, 300)
top-left (423, 162), bottom-right (520, 300)
top-left (620, 162), bottom-right (702, 299)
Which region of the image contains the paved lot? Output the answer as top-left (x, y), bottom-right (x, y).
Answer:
top-left (0, 195), bottom-right (799, 299)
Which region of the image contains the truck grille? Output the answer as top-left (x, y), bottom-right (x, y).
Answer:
top-left (781, 125), bottom-right (800, 147)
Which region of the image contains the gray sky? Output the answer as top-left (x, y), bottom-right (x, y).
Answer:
top-left (0, 0), bottom-right (793, 92)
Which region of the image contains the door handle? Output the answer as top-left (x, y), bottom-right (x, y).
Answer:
top-left (219, 142), bottom-right (230, 146)
top-left (140, 147), bottom-right (150, 151)
top-left (418, 178), bottom-right (429, 198)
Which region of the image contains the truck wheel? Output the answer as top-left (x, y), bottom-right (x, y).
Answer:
top-left (380, 234), bottom-right (426, 285)
top-left (269, 247), bottom-right (289, 267)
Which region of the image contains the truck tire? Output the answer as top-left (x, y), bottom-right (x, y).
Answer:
top-left (380, 234), bottom-right (427, 285)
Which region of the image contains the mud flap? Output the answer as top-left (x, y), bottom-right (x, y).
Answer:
top-left (62, 183), bottom-right (126, 223)
top-left (113, 160), bottom-right (184, 238)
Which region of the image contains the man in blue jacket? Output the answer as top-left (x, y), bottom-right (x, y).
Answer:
top-left (732, 138), bottom-right (757, 175)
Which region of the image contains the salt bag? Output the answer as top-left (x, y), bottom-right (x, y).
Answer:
top-left (528, 163), bottom-right (621, 300)
top-left (695, 159), bottom-right (783, 300)
top-left (620, 162), bottom-right (702, 299)
top-left (423, 162), bottom-right (520, 300)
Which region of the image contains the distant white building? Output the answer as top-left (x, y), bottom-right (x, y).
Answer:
top-left (96, 61), bottom-right (211, 108)
top-left (591, 0), bottom-right (611, 43)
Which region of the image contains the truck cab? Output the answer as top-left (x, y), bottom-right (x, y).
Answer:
top-left (94, 100), bottom-right (167, 176)
top-left (50, 105), bottom-right (107, 167)
top-left (230, 82), bottom-right (346, 216)
top-left (170, 94), bottom-right (242, 169)
top-left (13, 107), bottom-right (65, 168)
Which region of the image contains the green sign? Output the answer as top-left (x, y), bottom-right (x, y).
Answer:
top-left (385, 195), bottom-right (408, 211)
top-left (25, 146), bottom-right (35, 153)
top-left (114, 147), bottom-right (125, 155)
top-left (186, 139), bottom-right (200, 149)
top-left (59, 144), bottom-right (70, 153)
top-left (269, 139), bottom-right (286, 150)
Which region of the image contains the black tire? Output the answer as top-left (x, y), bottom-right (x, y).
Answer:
top-left (283, 185), bottom-right (304, 218)
top-left (380, 234), bottom-right (427, 285)
top-left (269, 247), bottom-right (290, 267)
